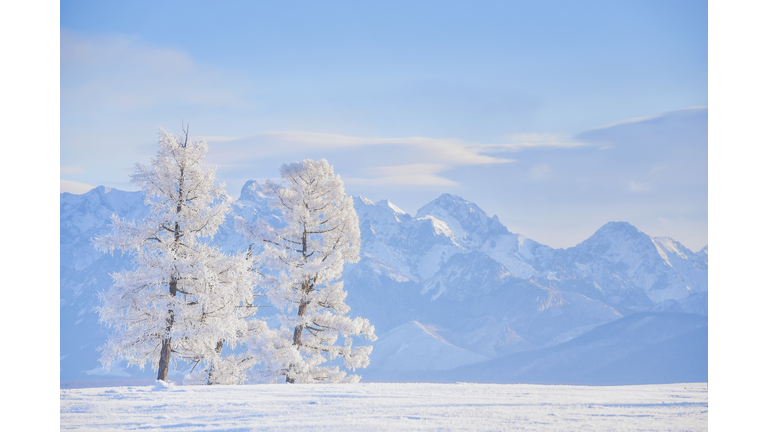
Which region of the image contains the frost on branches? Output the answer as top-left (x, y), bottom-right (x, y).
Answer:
top-left (236, 159), bottom-right (377, 383)
top-left (93, 127), bottom-right (260, 384)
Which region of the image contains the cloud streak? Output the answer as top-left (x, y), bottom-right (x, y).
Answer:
top-left (61, 30), bottom-right (252, 112)
top-left (475, 133), bottom-right (586, 153)
top-left (345, 164), bottom-right (459, 187)
top-left (205, 132), bottom-right (515, 187)
top-left (215, 132), bottom-right (513, 166)
top-left (584, 106), bottom-right (708, 133)
top-left (61, 180), bottom-right (96, 194)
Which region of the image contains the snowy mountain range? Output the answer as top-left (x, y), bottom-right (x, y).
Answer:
top-left (60, 183), bottom-right (707, 386)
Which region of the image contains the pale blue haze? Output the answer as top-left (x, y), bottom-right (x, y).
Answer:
top-left (60, 0), bottom-right (707, 249)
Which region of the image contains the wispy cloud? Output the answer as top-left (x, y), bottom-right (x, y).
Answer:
top-left (61, 180), bottom-right (95, 194)
top-left (254, 132), bottom-right (512, 165)
top-left (199, 136), bottom-right (240, 143)
top-left (345, 164), bottom-right (459, 186)
top-left (61, 166), bottom-right (84, 174)
top-left (474, 133), bottom-right (585, 153)
top-left (201, 129), bottom-right (597, 188)
top-left (205, 132), bottom-right (513, 187)
top-left (368, 163), bottom-right (451, 176)
top-left (585, 106), bottom-right (708, 132)
top-left (345, 175), bottom-right (459, 187)
top-left (61, 30), bottom-right (251, 111)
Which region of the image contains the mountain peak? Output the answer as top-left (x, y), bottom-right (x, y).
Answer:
top-left (377, 199), bottom-right (407, 215)
top-left (573, 221), bottom-right (649, 254)
top-left (599, 221), bottom-right (637, 231)
top-left (358, 196), bottom-right (376, 206)
top-left (574, 221), bottom-right (648, 252)
top-left (239, 180), bottom-right (272, 202)
top-left (353, 196), bottom-right (411, 229)
top-left (589, 221), bottom-right (644, 239)
top-left (435, 193), bottom-right (474, 207)
top-left (416, 194), bottom-right (488, 219)
top-left (94, 185), bottom-right (113, 194)
top-left (652, 236), bottom-right (695, 261)
top-left (415, 194), bottom-right (508, 246)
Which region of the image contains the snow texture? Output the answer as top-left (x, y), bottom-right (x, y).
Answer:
top-left (60, 382), bottom-right (708, 431)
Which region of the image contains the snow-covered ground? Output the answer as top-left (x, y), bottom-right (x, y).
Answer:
top-left (60, 382), bottom-right (707, 431)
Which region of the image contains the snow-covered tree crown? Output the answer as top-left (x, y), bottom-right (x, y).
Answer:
top-left (95, 129), bottom-right (231, 255)
top-left (236, 159), bottom-right (374, 383)
top-left (133, 128), bottom-right (231, 239)
top-left (238, 158), bottom-right (361, 295)
top-left (92, 128), bottom-right (259, 383)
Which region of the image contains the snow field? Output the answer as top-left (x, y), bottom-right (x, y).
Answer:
top-left (60, 382), bottom-right (707, 431)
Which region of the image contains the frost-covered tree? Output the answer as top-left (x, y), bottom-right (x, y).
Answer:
top-left (236, 159), bottom-right (376, 383)
top-left (94, 127), bottom-right (260, 383)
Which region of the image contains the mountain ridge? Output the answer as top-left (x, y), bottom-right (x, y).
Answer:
top-left (60, 185), bottom-right (707, 385)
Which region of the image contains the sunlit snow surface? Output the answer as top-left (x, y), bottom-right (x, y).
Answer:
top-left (60, 382), bottom-right (707, 431)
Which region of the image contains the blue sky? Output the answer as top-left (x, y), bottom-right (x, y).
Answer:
top-left (60, 0), bottom-right (708, 249)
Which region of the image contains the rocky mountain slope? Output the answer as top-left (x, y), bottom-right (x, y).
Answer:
top-left (60, 184), bottom-right (707, 385)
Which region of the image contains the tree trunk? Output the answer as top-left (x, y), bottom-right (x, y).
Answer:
top-left (286, 284), bottom-right (310, 384)
top-left (292, 300), bottom-right (308, 346)
top-left (158, 217), bottom-right (182, 381)
top-left (157, 277), bottom-right (177, 381)
top-left (206, 340), bottom-right (225, 385)
top-left (286, 230), bottom-right (311, 384)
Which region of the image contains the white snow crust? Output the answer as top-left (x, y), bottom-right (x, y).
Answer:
top-left (60, 382), bottom-right (708, 431)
